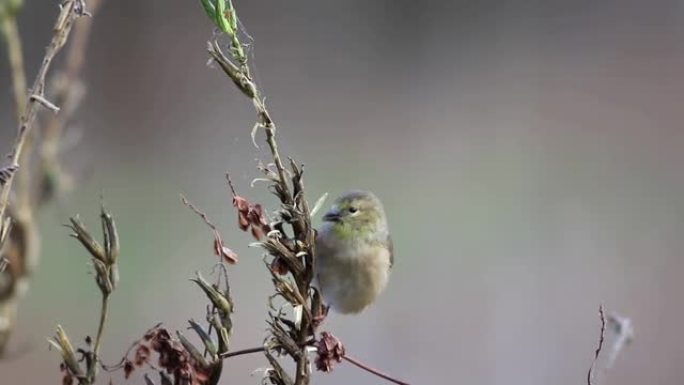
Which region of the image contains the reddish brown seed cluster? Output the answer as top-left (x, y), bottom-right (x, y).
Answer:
top-left (315, 332), bottom-right (346, 373)
top-left (121, 326), bottom-right (214, 385)
top-left (232, 195), bottom-right (270, 240)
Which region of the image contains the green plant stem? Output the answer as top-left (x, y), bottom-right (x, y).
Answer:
top-left (94, 292), bottom-right (109, 357)
top-left (84, 291), bottom-right (109, 384)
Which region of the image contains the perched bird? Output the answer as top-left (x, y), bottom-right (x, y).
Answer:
top-left (315, 191), bottom-right (393, 314)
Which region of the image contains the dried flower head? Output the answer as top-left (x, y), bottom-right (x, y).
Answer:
top-left (314, 332), bottom-right (345, 373)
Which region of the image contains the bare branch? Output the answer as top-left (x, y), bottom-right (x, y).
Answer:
top-left (0, 0), bottom-right (88, 231)
top-left (342, 355), bottom-right (410, 385)
top-left (587, 305), bottom-right (606, 385)
top-left (180, 194), bottom-right (218, 232)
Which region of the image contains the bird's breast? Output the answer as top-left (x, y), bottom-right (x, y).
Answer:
top-left (315, 242), bottom-right (391, 314)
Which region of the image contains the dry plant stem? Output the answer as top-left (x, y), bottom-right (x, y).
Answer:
top-left (1, 14), bottom-right (32, 215)
top-left (218, 344), bottom-right (410, 385)
top-left (59, 206), bottom-right (119, 385)
top-left (0, 0), bottom-right (86, 223)
top-left (0, 0), bottom-right (87, 356)
top-left (210, 42), bottom-right (314, 383)
top-left (587, 305), bottom-right (606, 385)
top-left (83, 291), bottom-right (110, 384)
top-left (247, 70), bottom-right (312, 385)
top-left (207, 6), bottom-right (404, 385)
top-left (93, 292), bottom-right (110, 358)
top-left (342, 355), bottom-right (410, 385)
top-left (0, 5), bottom-right (34, 357)
top-left (220, 346), bottom-right (265, 359)
top-left (1, 0), bottom-right (33, 241)
top-left (258, 107), bottom-right (291, 202)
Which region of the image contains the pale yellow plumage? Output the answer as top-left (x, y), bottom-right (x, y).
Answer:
top-left (315, 191), bottom-right (392, 314)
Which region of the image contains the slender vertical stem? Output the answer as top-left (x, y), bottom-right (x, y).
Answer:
top-left (85, 291), bottom-right (109, 383)
top-left (94, 292), bottom-right (109, 357)
top-left (0, 9), bottom-right (34, 357)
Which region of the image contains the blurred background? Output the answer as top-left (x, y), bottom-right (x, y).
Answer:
top-left (1, 0), bottom-right (684, 384)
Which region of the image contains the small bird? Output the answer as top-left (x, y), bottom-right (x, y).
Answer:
top-left (315, 191), bottom-right (393, 314)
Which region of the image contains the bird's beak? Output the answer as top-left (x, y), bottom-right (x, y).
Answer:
top-left (322, 208), bottom-right (341, 222)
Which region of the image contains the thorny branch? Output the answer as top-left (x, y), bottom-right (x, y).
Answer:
top-left (217, 342), bottom-right (410, 385)
top-left (342, 355), bottom-right (411, 385)
top-left (0, 0), bottom-right (94, 356)
top-left (0, 0), bottom-right (37, 357)
top-left (0, 0), bottom-right (89, 226)
top-left (587, 305), bottom-right (606, 385)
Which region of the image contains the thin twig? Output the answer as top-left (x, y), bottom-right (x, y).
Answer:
top-left (1, 1), bottom-right (32, 229)
top-left (93, 292), bottom-right (110, 357)
top-left (225, 173), bottom-right (237, 197)
top-left (220, 345), bottom-right (265, 359)
top-left (180, 194), bottom-right (218, 232)
top-left (587, 305), bottom-right (606, 385)
top-left (0, 0), bottom-right (87, 227)
top-left (342, 355), bottom-right (410, 385)
top-left (217, 343), bottom-right (411, 385)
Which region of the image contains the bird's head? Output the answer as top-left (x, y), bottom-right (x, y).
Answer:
top-left (321, 191), bottom-right (387, 238)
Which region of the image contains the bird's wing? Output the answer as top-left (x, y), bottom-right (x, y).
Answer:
top-left (387, 234), bottom-right (394, 269)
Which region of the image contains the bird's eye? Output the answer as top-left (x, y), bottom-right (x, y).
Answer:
top-left (348, 207), bottom-right (358, 214)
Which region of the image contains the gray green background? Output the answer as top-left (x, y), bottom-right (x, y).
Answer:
top-left (1, 0), bottom-right (684, 384)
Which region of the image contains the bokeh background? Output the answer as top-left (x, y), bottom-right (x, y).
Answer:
top-left (2, 0), bottom-right (684, 384)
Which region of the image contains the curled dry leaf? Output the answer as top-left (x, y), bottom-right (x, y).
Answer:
top-left (270, 257), bottom-right (289, 276)
top-left (213, 231), bottom-right (238, 264)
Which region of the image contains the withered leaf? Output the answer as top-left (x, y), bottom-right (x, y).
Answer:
top-left (232, 195), bottom-right (249, 212)
top-left (135, 344), bottom-right (151, 366)
top-left (270, 257), bottom-right (288, 276)
top-left (213, 231), bottom-right (238, 264)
